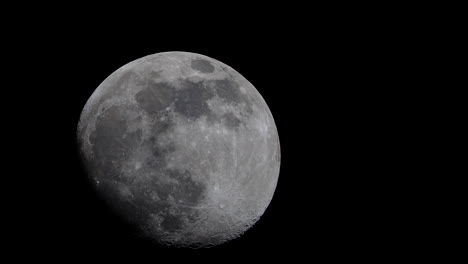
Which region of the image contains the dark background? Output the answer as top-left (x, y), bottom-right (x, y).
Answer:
top-left (7, 7), bottom-right (425, 262)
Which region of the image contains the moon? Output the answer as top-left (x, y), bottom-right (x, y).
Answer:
top-left (77, 51), bottom-right (280, 248)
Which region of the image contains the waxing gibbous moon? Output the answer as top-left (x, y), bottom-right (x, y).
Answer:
top-left (77, 51), bottom-right (280, 248)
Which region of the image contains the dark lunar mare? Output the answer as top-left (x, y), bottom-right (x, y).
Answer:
top-left (89, 105), bottom-right (142, 182)
top-left (173, 79), bottom-right (215, 120)
top-left (190, 59), bottom-right (215, 73)
top-left (134, 81), bottom-right (174, 114)
top-left (222, 112), bottom-right (242, 129)
top-left (208, 78), bottom-right (254, 129)
top-left (85, 72), bottom-right (215, 243)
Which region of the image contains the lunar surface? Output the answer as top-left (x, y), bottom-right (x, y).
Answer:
top-left (77, 51), bottom-right (280, 248)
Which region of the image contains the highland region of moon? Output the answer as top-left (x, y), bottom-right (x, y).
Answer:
top-left (77, 52), bottom-right (280, 248)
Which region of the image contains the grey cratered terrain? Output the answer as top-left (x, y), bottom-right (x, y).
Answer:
top-left (77, 51), bottom-right (280, 248)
